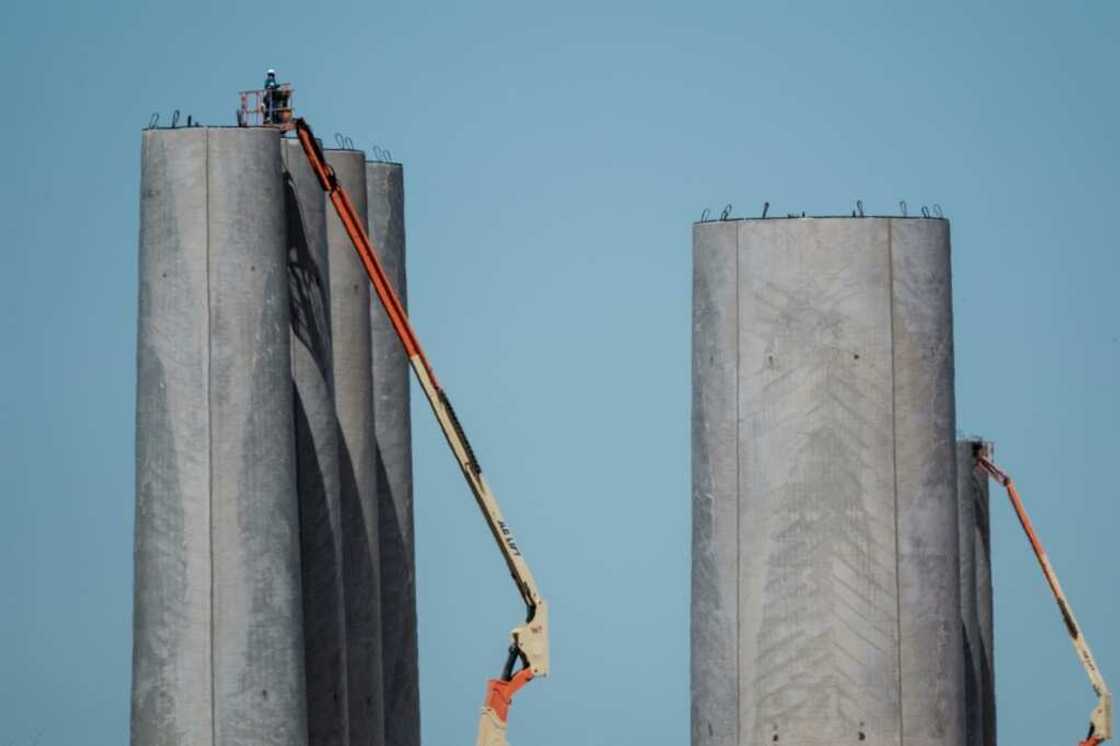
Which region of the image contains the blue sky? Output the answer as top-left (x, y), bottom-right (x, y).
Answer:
top-left (1, 1), bottom-right (1117, 744)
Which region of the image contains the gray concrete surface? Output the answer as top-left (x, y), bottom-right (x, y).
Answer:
top-left (891, 219), bottom-right (964, 746)
top-left (969, 443), bottom-right (996, 746)
top-left (956, 440), bottom-right (988, 746)
top-left (207, 127), bottom-right (307, 746)
top-left (691, 217), bottom-right (963, 746)
top-left (133, 127), bottom-right (308, 745)
top-left (283, 140), bottom-right (349, 745)
top-left (134, 127), bottom-right (214, 746)
top-left (326, 148), bottom-right (385, 745)
top-left (691, 221), bottom-right (741, 746)
top-left (365, 160), bottom-right (419, 746)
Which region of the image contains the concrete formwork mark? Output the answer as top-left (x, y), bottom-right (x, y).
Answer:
top-left (133, 127), bottom-right (308, 745)
top-left (326, 148), bottom-right (386, 745)
top-left (691, 218), bottom-right (963, 746)
top-left (366, 161), bottom-right (420, 746)
top-left (283, 139), bottom-right (350, 745)
top-left (737, 218), bottom-right (900, 746)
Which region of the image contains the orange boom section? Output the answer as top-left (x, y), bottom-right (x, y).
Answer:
top-left (294, 122), bottom-right (429, 371)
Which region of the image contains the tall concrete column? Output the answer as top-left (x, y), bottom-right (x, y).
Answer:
top-left (957, 441), bottom-right (981, 746)
top-left (133, 127), bottom-right (307, 744)
top-left (134, 127), bottom-right (213, 746)
top-left (957, 439), bottom-right (994, 746)
top-left (327, 148), bottom-right (385, 744)
top-left (366, 160), bottom-right (419, 746)
top-left (691, 221), bottom-right (740, 746)
top-left (891, 219), bottom-right (963, 746)
top-left (969, 444), bottom-right (995, 746)
top-left (691, 217), bottom-right (963, 746)
top-left (284, 140), bottom-right (349, 744)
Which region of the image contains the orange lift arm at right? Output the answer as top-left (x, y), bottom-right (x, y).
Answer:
top-left (976, 448), bottom-right (1111, 746)
top-left (292, 118), bottom-right (548, 746)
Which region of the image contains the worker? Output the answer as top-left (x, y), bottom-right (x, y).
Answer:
top-left (263, 69), bottom-right (279, 124)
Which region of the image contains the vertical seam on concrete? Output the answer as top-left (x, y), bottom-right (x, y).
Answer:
top-left (887, 219), bottom-right (904, 746)
top-left (735, 224), bottom-right (742, 746)
top-left (205, 129), bottom-right (216, 746)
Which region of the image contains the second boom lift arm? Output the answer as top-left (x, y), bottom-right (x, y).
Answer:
top-left (975, 446), bottom-right (1111, 746)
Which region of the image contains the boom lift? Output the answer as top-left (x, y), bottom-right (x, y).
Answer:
top-left (975, 445), bottom-right (1111, 746)
top-left (240, 79), bottom-right (549, 746)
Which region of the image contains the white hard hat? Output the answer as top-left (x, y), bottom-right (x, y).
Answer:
top-left (267, 68), bottom-right (276, 75)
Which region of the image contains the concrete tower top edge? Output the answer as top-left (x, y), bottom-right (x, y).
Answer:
top-left (322, 147), bottom-right (367, 159)
top-left (693, 214), bottom-right (949, 228)
top-left (279, 138), bottom-right (398, 161)
top-left (142, 125), bottom-right (283, 133)
top-left (140, 127), bottom-right (283, 150)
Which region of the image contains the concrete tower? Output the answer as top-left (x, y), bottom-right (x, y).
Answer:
top-left (283, 139), bottom-right (350, 744)
top-left (325, 148), bottom-right (386, 744)
top-left (957, 440), bottom-right (995, 746)
top-left (366, 159), bottom-right (420, 746)
top-left (133, 127), bottom-right (307, 744)
top-left (691, 217), bottom-right (963, 746)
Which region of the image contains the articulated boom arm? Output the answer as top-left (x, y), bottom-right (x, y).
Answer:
top-left (293, 119), bottom-right (548, 745)
top-left (976, 448), bottom-right (1111, 746)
